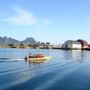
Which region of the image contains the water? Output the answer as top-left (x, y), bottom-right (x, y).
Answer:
top-left (0, 48), bottom-right (90, 90)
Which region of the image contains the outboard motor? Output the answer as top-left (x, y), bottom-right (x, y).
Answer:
top-left (25, 56), bottom-right (27, 62)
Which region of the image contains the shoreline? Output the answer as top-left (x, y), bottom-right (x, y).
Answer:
top-left (0, 46), bottom-right (90, 51)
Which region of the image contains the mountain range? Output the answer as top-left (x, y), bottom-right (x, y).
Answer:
top-left (0, 36), bottom-right (37, 45)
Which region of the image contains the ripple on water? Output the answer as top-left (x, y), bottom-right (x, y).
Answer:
top-left (0, 49), bottom-right (90, 90)
top-left (1, 61), bottom-right (81, 90)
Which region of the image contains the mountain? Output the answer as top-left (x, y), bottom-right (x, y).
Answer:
top-left (0, 36), bottom-right (37, 45)
top-left (0, 36), bottom-right (19, 45)
top-left (21, 37), bottom-right (37, 44)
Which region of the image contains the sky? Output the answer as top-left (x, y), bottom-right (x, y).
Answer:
top-left (0, 0), bottom-right (90, 44)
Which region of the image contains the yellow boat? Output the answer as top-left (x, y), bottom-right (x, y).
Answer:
top-left (25, 56), bottom-right (52, 64)
top-left (28, 56), bottom-right (52, 61)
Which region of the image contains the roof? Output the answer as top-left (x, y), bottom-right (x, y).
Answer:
top-left (77, 39), bottom-right (88, 46)
top-left (64, 40), bottom-right (81, 44)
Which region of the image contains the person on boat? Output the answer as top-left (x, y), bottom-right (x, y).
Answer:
top-left (38, 54), bottom-right (44, 58)
top-left (34, 54), bottom-right (44, 58)
top-left (28, 53), bottom-right (44, 58)
top-left (28, 53), bottom-right (33, 58)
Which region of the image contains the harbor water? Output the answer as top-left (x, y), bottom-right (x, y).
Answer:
top-left (0, 48), bottom-right (90, 90)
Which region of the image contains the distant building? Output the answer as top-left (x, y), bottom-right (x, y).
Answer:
top-left (77, 39), bottom-right (88, 49)
top-left (62, 40), bottom-right (82, 49)
top-left (52, 45), bottom-right (62, 49)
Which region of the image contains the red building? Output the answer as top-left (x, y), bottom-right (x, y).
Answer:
top-left (77, 39), bottom-right (88, 49)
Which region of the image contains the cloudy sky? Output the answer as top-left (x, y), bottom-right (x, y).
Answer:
top-left (0, 0), bottom-right (90, 44)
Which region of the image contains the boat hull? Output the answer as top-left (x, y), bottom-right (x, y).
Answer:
top-left (28, 56), bottom-right (52, 61)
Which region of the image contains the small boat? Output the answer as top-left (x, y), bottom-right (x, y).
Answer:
top-left (25, 54), bottom-right (52, 64)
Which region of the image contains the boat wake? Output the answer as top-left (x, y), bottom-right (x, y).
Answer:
top-left (0, 58), bottom-right (25, 62)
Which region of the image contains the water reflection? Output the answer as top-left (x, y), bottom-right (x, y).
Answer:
top-left (28, 59), bottom-right (50, 64)
top-left (64, 50), bottom-right (84, 63)
top-left (28, 62), bottom-right (42, 71)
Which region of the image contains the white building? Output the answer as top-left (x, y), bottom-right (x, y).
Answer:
top-left (62, 40), bottom-right (82, 49)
